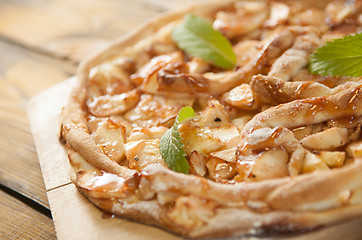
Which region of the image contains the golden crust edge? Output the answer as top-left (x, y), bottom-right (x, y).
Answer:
top-left (60, 0), bottom-right (362, 238)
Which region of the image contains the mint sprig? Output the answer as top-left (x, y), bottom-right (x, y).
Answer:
top-left (159, 106), bottom-right (195, 174)
top-left (172, 14), bottom-right (237, 70)
top-left (309, 33), bottom-right (362, 77)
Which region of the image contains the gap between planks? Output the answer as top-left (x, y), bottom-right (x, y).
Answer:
top-left (0, 184), bottom-right (52, 218)
top-left (0, 188), bottom-right (56, 240)
top-left (0, 35), bottom-right (79, 66)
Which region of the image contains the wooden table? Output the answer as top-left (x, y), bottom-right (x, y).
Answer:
top-left (0, 1), bottom-right (205, 238)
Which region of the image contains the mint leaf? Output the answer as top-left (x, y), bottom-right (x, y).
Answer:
top-left (160, 106), bottom-right (195, 174)
top-left (160, 126), bottom-right (189, 173)
top-left (309, 33), bottom-right (362, 77)
top-left (172, 14), bottom-right (237, 69)
top-left (176, 106), bottom-right (195, 123)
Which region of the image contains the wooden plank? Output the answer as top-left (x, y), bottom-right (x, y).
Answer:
top-left (0, 0), bottom-right (165, 61)
top-left (0, 190), bottom-right (56, 240)
top-left (0, 39), bottom-right (77, 208)
top-left (0, 0), bottom-right (215, 62)
top-left (0, 40), bottom-right (76, 98)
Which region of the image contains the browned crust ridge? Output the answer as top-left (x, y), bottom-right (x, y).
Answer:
top-left (61, 0), bottom-right (362, 238)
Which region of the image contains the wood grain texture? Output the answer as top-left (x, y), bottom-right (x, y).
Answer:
top-left (0, 39), bottom-right (76, 208)
top-left (0, 190), bottom-right (56, 240)
top-left (0, 0), bottom-right (210, 62)
top-left (0, 0), bottom-right (163, 61)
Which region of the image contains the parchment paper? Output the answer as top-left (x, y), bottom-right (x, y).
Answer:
top-left (28, 78), bottom-right (362, 240)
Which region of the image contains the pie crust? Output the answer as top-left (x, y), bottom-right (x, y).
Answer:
top-left (61, 0), bottom-right (362, 238)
